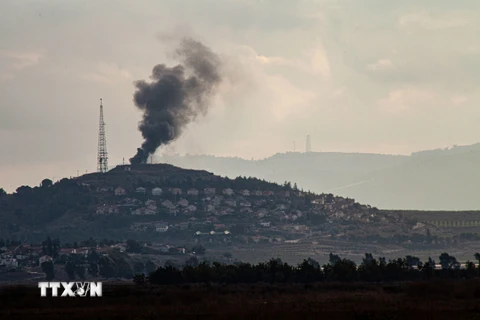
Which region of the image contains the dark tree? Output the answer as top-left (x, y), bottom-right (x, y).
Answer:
top-left (474, 253), bottom-right (480, 266)
top-left (65, 261), bottom-right (76, 280)
top-left (126, 239), bottom-right (142, 253)
top-left (116, 258), bottom-right (134, 279)
top-left (75, 266), bottom-right (86, 280)
top-left (16, 185), bottom-right (32, 195)
top-left (42, 237), bottom-right (54, 257)
top-left (145, 260), bottom-right (157, 274)
top-left (329, 253), bottom-right (341, 266)
top-left (87, 250), bottom-right (100, 264)
top-left (134, 262), bottom-right (145, 275)
top-left (41, 179), bottom-right (53, 188)
top-left (98, 256), bottom-right (117, 278)
top-left (185, 256), bottom-right (200, 267)
top-left (439, 253), bottom-right (460, 270)
top-left (41, 261), bottom-right (55, 281)
top-left (88, 263), bottom-right (99, 277)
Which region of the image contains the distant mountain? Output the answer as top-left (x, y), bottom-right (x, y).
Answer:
top-left (159, 143), bottom-right (480, 210)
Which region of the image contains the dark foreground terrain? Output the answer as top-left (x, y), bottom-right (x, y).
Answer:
top-left (2, 281), bottom-right (480, 319)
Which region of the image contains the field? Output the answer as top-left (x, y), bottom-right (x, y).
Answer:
top-left (3, 281), bottom-right (480, 319)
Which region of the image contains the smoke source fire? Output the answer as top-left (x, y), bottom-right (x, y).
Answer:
top-left (130, 37), bottom-right (222, 164)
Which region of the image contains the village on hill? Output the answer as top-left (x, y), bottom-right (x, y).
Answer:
top-left (0, 163), bottom-right (478, 282)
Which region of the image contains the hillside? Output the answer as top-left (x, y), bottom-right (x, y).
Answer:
top-left (160, 143), bottom-right (480, 210)
top-left (0, 163), bottom-right (431, 249)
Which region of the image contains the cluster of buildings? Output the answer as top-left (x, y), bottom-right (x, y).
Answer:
top-left (90, 183), bottom-right (394, 244)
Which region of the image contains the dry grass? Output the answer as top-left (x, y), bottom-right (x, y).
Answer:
top-left (2, 281), bottom-right (480, 319)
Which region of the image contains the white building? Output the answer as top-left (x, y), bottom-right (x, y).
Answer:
top-left (155, 224), bottom-right (169, 232)
top-left (0, 258), bottom-right (18, 268)
top-left (152, 187), bottom-right (163, 196)
top-left (185, 205), bottom-right (197, 213)
top-left (136, 187), bottom-right (146, 194)
top-left (187, 188), bottom-right (199, 196)
top-left (39, 255), bottom-right (52, 265)
top-left (240, 189), bottom-right (250, 196)
top-left (222, 188), bottom-right (234, 196)
top-left (161, 200), bottom-right (175, 209)
top-left (204, 187), bottom-right (216, 196)
top-left (178, 199), bottom-right (189, 207)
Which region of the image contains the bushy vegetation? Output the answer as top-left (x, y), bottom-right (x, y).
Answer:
top-left (135, 252), bottom-right (480, 285)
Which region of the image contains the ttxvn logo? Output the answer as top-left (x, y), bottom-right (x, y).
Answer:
top-left (38, 282), bottom-right (102, 297)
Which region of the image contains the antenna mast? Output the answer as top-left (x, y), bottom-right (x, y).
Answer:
top-left (97, 98), bottom-right (108, 173)
top-left (306, 135), bottom-right (311, 153)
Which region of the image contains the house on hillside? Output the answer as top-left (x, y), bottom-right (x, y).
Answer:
top-left (204, 187), bottom-right (216, 196)
top-left (259, 221), bottom-right (271, 228)
top-left (214, 224), bottom-right (226, 230)
top-left (263, 190), bottom-right (274, 196)
top-left (185, 205), bottom-right (197, 213)
top-left (145, 200), bottom-right (157, 211)
top-left (96, 205), bottom-right (119, 215)
top-left (152, 187), bottom-right (163, 196)
top-left (178, 199), bottom-right (189, 207)
top-left (240, 207), bottom-right (253, 213)
top-left (169, 188), bottom-right (182, 195)
top-left (108, 205), bottom-right (120, 214)
top-left (39, 255), bottom-right (52, 265)
top-left (130, 223), bottom-right (148, 232)
top-left (187, 188), bottom-right (199, 196)
top-left (222, 188), bottom-right (234, 196)
top-left (240, 189), bottom-right (250, 196)
top-left (161, 200), bottom-right (175, 209)
top-left (312, 198), bottom-right (325, 205)
top-left (0, 258), bottom-right (18, 268)
top-left (121, 198), bottom-right (140, 207)
top-left (155, 224), bottom-right (169, 232)
top-left (225, 199), bottom-right (236, 207)
top-left (132, 208), bottom-right (144, 215)
top-left (114, 186), bottom-right (127, 196)
top-left (136, 187), bottom-right (146, 194)
top-left (218, 208), bottom-right (234, 216)
top-left (254, 199), bottom-right (267, 206)
top-left (239, 201), bottom-right (251, 207)
top-left (253, 190), bottom-right (263, 196)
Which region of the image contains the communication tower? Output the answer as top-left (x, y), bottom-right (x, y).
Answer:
top-left (97, 98), bottom-right (108, 173)
top-left (306, 135), bottom-right (312, 153)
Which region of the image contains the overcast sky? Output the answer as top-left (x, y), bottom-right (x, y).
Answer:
top-left (1, 0), bottom-right (480, 192)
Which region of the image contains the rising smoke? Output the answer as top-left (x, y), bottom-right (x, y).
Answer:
top-left (130, 38), bottom-right (222, 164)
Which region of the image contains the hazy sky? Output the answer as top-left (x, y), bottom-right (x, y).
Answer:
top-left (1, 0), bottom-right (480, 192)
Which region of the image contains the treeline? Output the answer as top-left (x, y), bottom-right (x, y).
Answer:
top-left (133, 176), bottom-right (302, 193)
top-left (134, 253), bottom-right (480, 285)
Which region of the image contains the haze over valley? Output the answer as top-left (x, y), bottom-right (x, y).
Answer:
top-left (160, 142), bottom-right (480, 211)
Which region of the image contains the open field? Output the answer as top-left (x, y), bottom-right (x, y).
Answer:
top-left (396, 210), bottom-right (480, 222)
top-left (210, 242), bottom-right (480, 266)
top-left (3, 281), bottom-right (480, 319)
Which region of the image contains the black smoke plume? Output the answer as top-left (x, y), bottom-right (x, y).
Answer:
top-left (130, 38), bottom-right (222, 164)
